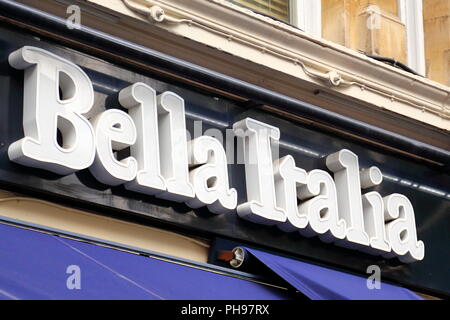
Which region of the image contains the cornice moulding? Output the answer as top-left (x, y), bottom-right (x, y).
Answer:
top-left (110, 0), bottom-right (450, 130)
top-left (85, 0), bottom-right (449, 131)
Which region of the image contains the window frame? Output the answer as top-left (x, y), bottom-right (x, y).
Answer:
top-left (398, 0), bottom-right (426, 75)
top-left (290, 0), bottom-right (425, 75)
top-left (290, 0), bottom-right (322, 38)
top-left (229, 0), bottom-right (425, 75)
top-left (228, 0), bottom-right (292, 23)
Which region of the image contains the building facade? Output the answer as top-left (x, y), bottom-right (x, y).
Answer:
top-left (0, 0), bottom-right (448, 300)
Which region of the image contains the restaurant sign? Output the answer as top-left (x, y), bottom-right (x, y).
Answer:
top-left (7, 46), bottom-right (425, 263)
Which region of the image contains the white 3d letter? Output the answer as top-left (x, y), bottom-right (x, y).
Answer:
top-left (274, 156), bottom-right (308, 232)
top-left (119, 83), bottom-right (166, 194)
top-left (298, 170), bottom-right (346, 243)
top-left (233, 118), bottom-right (285, 225)
top-left (119, 86), bottom-right (194, 201)
top-left (156, 92), bottom-right (194, 202)
top-left (8, 46), bottom-right (95, 174)
top-left (360, 167), bottom-right (391, 254)
top-left (89, 109), bottom-right (137, 186)
top-left (384, 194), bottom-right (425, 263)
top-left (186, 136), bottom-right (237, 213)
top-left (326, 149), bottom-right (370, 246)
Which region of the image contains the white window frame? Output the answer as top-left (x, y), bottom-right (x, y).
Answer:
top-left (398, 0), bottom-right (426, 75)
top-left (291, 0), bottom-right (322, 38)
top-left (290, 0), bottom-right (425, 75)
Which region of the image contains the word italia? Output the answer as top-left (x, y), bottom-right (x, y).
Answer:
top-left (8, 46), bottom-right (425, 263)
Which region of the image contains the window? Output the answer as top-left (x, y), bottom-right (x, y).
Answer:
top-left (228, 0), bottom-right (322, 36)
top-left (321, 0), bottom-right (425, 75)
top-left (228, 0), bottom-right (425, 75)
top-left (228, 0), bottom-right (291, 22)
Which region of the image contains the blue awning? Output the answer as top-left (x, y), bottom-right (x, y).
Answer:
top-left (243, 247), bottom-right (422, 300)
top-left (0, 223), bottom-right (291, 300)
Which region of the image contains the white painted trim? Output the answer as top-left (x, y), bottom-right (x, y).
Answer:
top-left (400, 0), bottom-right (426, 75)
top-left (291, 0), bottom-right (322, 38)
top-left (398, 0), bottom-right (406, 23)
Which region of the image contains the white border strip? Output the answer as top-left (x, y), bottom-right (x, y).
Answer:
top-left (399, 0), bottom-right (426, 75)
top-left (292, 0), bottom-right (322, 38)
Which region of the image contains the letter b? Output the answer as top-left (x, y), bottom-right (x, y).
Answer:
top-left (8, 46), bottom-right (95, 175)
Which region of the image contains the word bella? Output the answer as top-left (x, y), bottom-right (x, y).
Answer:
top-left (8, 46), bottom-right (425, 263)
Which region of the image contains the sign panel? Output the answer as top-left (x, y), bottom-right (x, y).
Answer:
top-left (0, 25), bottom-right (448, 294)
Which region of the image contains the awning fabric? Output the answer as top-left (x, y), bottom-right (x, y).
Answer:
top-left (0, 223), bottom-right (291, 300)
top-left (243, 247), bottom-right (422, 300)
